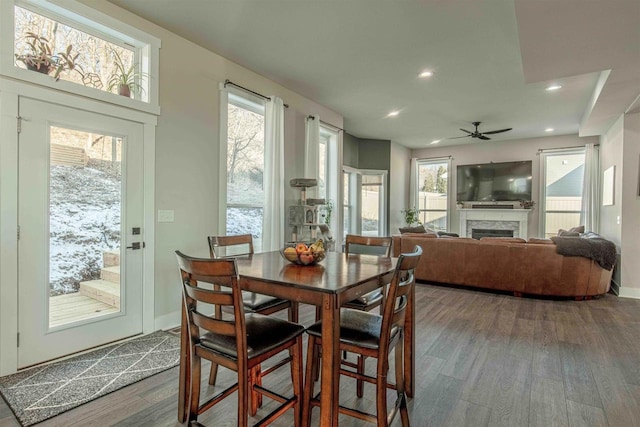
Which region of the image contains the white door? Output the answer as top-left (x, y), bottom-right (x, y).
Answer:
top-left (18, 97), bottom-right (144, 368)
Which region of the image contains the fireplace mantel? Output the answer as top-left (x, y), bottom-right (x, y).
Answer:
top-left (458, 208), bottom-right (531, 239)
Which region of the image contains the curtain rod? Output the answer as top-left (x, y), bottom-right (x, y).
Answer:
top-left (415, 155), bottom-right (453, 161)
top-left (537, 144), bottom-right (599, 154)
top-left (307, 115), bottom-right (344, 132)
top-left (224, 79), bottom-right (289, 108)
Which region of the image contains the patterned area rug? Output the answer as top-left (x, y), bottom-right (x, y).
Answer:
top-left (0, 331), bottom-right (180, 426)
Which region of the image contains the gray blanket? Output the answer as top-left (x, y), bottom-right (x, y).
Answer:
top-left (550, 235), bottom-right (617, 271)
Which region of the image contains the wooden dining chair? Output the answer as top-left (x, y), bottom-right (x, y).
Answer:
top-left (302, 246), bottom-right (422, 427)
top-left (207, 234), bottom-right (299, 413)
top-left (176, 251), bottom-right (304, 427)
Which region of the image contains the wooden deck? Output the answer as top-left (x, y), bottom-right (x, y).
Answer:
top-left (49, 293), bottom-right (120, 328)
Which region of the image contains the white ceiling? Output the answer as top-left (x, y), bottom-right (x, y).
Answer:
top-left (108, 0), bottom-right (639, 149)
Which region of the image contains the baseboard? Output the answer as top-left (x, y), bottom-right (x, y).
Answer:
top-left (154, 310), bottom-right (181, 331)
top-left (618, 287), bottom-right (640, 299)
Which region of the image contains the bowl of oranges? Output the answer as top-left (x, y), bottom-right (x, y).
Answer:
top-left (281, 240), bottom-right (326, 266)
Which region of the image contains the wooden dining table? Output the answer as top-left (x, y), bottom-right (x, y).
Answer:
top-left (177, 250), bottom-right (415, 427)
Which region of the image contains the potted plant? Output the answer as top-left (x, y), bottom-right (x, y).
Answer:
top-left (14, 32), bottom-right (78, 80)
top-left (401, 207), bottom-right (422, 226)
top-left (107, 49), bottom-right (147, 98)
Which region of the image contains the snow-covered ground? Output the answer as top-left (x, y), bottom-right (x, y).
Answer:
top-left (49, 161), bottom-right (120, 296)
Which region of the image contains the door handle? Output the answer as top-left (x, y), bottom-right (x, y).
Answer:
top-left (126, 242), bottom-right (144, 250)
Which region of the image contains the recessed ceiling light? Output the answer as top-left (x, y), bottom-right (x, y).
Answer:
top-left (545, 84), bottom-right (562, 91)
top-left (387, 110), bottom-right (400, 117)
top-left (430, 139), bottom-right (440, 144)
top-left (419, 70), bottom-right (434, 78)
top-left (545, 128), bottom-right (554, 132)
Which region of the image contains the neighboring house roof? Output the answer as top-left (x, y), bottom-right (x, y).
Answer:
top-left (546, 164), bottom-right (584, 197)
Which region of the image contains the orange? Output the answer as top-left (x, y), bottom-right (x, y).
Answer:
top-left (295, 243), bottom-right (308, 253)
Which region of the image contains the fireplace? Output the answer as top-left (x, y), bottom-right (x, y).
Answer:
top-left (471, 229), bottom-right (514, 240)
top-left (458, 208), bottom-right (530, 239)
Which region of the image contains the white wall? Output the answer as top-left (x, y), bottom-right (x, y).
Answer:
top-left (81, 1), bottom-right (343, 327)
top-left (389, 142), bottom-right (410, 234)
top-left (620, 112), bottom-right (640, 293)
top-left (599, 116), bottom-right (623, 247)
top-left (411, 134), bottom-right (599, 237)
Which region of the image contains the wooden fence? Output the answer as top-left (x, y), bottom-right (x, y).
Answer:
top-left (51, 144), bottom-right (88, 167)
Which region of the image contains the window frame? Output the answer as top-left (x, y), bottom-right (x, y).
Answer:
top-left (538, 147), bottom-right (586, 238)
top-left (223, 89), bottom-right (267, 249)
top-left (0, 0), bottom-right (160, 114)
top-left (414, 157), bottom-right (451, 232)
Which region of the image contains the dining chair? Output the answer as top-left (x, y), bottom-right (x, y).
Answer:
top-left (302, 246), bottom-right (422, 427)
top-left (176, 251), bottom-right (304, 427)
top-left (207, 234), bottom-right (299, 413)
top-left (313, 234), bottom-right (392, 394)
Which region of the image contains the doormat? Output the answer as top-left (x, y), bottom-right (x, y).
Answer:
top-left (0, 331), bottom-right (180, 426)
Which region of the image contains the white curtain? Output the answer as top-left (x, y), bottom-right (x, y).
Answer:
top-left (262, 96), bottom-right (285, 251)
top-left (305, 115), bottom-right (320, 197)
top-left (409, 157), bottom-right (418, 208)
top-left (580, 143), bottom-right (600, 232)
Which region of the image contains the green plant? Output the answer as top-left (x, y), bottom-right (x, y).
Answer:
top-left (401, 207), bottom-right (421, 226)
top-left (322, 199), bottom-right (334, 225)
top-left (14, 32), bottom-right (78, 80)
top-left (106, 49), bottom-right (147, 97)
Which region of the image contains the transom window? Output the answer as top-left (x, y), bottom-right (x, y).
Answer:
top-left (1, 0), bottom-right (160, 110)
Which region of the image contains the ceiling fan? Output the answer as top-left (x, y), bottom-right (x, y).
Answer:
top-left (449, 121), bottom-right (512, 140)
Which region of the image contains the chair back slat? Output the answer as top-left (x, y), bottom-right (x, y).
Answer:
top-left (183, 281), bottom-right (234, 306)
top-left (192, 310), bottom-right (236, 337)
top-left (208, 234), bottom-right (254, 258)
top-left (379, 246), bottom-right (422, 352)
top-left (345, 234), bottom-right (392, 257)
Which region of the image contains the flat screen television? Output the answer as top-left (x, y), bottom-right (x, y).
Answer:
top-left (457, 160), bottom-right (532, 202)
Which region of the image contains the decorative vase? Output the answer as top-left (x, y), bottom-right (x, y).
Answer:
top-left (118, 84), bottom-right (131, 98)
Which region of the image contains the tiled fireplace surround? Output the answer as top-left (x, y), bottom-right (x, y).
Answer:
top-left (458, 208), bottom-right (530, 239)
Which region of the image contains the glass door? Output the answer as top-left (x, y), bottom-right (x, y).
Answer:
top-left (17, 97), bottom-right (144, 368)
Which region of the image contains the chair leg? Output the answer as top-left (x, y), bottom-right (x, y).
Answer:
top-left (208, 362), bottom-right (219, 385)
top-left (249, 366), bottom-right (259, 416)
top-left (395, 339), bottom-right (410, 426)
top-left (188, 352), bottom-right (202, 424)
top-left (238, 365), bottom-right (249, 427)
top-left (302, 335), bottom-right (318, 427)
top-left (356, 355), bottom-right (365, 398)
top-left (376, 362), bottom-right (389, 427)
top-left (291, 336), bottom-right (304, 427)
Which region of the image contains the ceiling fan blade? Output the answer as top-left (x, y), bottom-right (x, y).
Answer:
top-left (478, 135), bottom-right (491, 140)
top-left (459, 128), bottom-right (472, 134)
top-left (482, 128), bottom-right (512, 135)
top-left (447, 135), bottom-right (471, 139)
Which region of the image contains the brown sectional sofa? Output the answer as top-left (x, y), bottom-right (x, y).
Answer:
top-left (392, 233), bottom-right (612, 298)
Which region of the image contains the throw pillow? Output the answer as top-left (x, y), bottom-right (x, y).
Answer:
top-left (399, 225), bottom-right (426, 234)
top-left (557, 230), bottom-right (580, 237)
top-left (437, 231), bottom-right (459, 237)
top-left (569, 225), bottom-right (585, 233)
top-left (557, 225), bottom-right (585, 236)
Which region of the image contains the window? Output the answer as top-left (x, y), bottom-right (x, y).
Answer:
top-left (540, 148), bottom-right (586, 238)
top-left (416, 159), bottom-right (449, 231)
top-left (361, 172), bottom-right (386, 236)
top-left (225, 93), bottom-right (266, 251)
top-left (317, 125), bottom-right (339, 230)
top-left (342, 168), bottom-right (387, 239)
top-left (2, 0), bottom-right (160, 109)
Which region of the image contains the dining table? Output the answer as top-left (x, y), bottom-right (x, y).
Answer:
top-left (177, 250), bottom-right (415, 427)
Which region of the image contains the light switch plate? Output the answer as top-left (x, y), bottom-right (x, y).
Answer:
top-left (158, 210), bottom-right (174, 223)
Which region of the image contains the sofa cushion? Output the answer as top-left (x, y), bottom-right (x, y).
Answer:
top-left (479, 237), bottom-right (527, 244)
top-left (528, 238), bottom-right (555, 245)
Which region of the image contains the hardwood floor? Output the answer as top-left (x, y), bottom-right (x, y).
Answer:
top-left (2, 283), bottom-right (640, 426)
